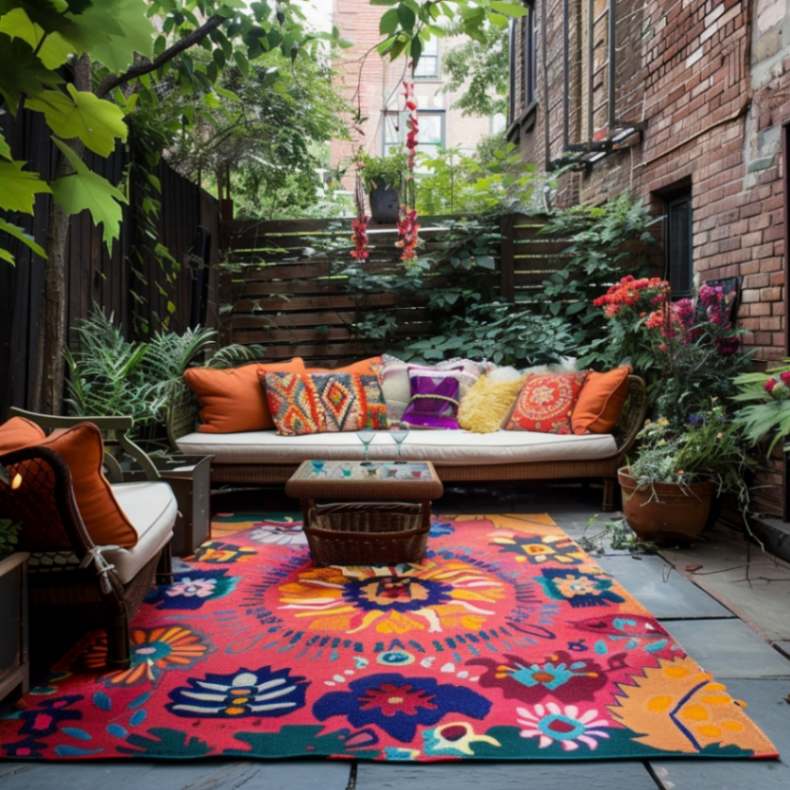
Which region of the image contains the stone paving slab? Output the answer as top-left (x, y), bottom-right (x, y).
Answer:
top-left (650, 678), bottom-right (790, 789)
top-left (0, 760), bottom-right (352, 790)
top-left (661, 532), bottom-right (790, 642)
top-left (595, 554), bottom-right (734, 619)
top-left (355, 760), bottom-right (659, 789)
top-left (663, 619), bottom-right (790, 678)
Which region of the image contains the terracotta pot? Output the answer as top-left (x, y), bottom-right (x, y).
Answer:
top-left (618, 467), bottom-right (715, 545)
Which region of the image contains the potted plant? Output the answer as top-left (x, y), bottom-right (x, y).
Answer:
top-left (618, 403), bottom-right (752, 545)
top-left (0, 497), bottom-right (28, 702)
top-left (359, 150), bottom-right (406, 223)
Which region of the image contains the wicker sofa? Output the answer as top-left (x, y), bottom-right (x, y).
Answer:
top-left (170, 375), bottom-right (647, 511)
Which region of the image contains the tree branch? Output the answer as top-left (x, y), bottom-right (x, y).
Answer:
top-left (97, 15), bottom-right (225, 98)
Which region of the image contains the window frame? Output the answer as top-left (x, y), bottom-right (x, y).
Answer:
top-left (414, 37), bottom-right (440, 80)
top-left (522, 1), bottom-right (537, 109)
top-left (381, 109), bottom-right (446, 156)
top-left (665, 190), bottom-right (694, 299)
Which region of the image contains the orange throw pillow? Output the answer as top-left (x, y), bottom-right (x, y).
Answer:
top-left (0, 416), bottom-right (45, 454)
top-left (572, 367), bottom-right (631, 434)
top-left (0, 419), bottom-right (137, 548)
top-left (506, 372), bottom-right (587, 434)
top-left (307, 356), bottom-right (382, 376)
top-left (184, 358), bottom-right (305, 433)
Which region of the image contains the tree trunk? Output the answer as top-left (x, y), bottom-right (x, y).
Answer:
top-left (37, 57), bottom-right (90, 414)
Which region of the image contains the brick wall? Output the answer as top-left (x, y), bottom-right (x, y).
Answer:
top-left (511, 0), bottom-right (790, 515)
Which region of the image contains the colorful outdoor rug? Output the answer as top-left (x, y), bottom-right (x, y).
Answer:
top-left (0, 513), bottom-right (779, 762)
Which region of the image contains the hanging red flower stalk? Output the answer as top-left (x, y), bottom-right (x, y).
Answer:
top-left (397, 76), bottom-right (420, 262)
top-left (351, 154), bottom-right (370, 261)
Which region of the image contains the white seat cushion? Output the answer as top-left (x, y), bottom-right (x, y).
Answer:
top-left (106, 481), bottom-right (176, 584)
top-left (176, 429), bottom-right (618, 466)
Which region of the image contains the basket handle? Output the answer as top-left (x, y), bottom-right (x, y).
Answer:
top-left (311, 502), bottom-right (422, 516)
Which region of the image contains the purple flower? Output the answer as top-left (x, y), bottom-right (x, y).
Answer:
top-left (687, 413), bottom-right (705, 427)
top-left (313, 673), bottom-right (491, 742)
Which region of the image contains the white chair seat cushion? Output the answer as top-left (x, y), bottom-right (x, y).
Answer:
top-left (106, 481), bottom-right (176, 584)
top-left (176, 429), bottom-right (617, 466)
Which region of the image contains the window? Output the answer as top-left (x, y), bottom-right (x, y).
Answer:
top-left (414, 37), bottom-right (439, 79)
top-left (522, 1), bottom-right (537, 108)
top-left (382, 109), bottom-right (445, 157)
top-left (665, 190), bottom-right (693, 298)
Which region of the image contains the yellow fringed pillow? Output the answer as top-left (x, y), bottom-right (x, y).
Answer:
top-left (458, 373), bottom-right (525, 433)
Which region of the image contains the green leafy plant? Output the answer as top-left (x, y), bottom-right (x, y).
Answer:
top-left (578, 516), bottom-right (657, 555)
top-left (542, 194), bottom-right (660, 352)
top-left (627, 404), bottom-right (754, 513)
top-left (0, 518), bottom-right (19, 561)
top-left (416, 138), bottom-right (539, 215)
top-left (733, 361), bottom-right (790, 454)
top-left (66, 308), bottom-right (261, 441)
top-left (358, 150), bottom-right (407, 193)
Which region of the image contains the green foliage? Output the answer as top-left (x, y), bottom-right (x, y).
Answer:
top-left (733, 362), bottom-right (790, 454)
top-left (541, 194), bottom-right (659, 352)
top-left (443, 23), bottom-right (508, 117)
top-left (0, 517), bottom-right (19, 560)
top-left (405, 303), bottom-right (575, 367)
top-left (416, 137), bottom-right (538, 215)
top-left (358, 150), bottom-right (406, 192)
top-left (579, 516), bottom-right (657, 556)
top-left (376, 0), bottom-right (527, 66)
top-left (66, 308), bottom-right (261, 441)
top-left (628, 405), bottom-right (754, 512)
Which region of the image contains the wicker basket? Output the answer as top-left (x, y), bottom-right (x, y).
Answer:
top-left (305, 502), bottom-right (428, 566)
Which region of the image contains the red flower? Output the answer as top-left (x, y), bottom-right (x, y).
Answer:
top-left (765, 377), bottom-right (778, 393)
top-left (358, 682), bottom-right (437, 717)
top-left (351, 215), bottom-right (370, 261)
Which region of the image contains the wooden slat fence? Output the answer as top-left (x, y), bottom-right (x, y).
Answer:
top-left (218, 214), bottom-right (584, 366)
top-left (0, 111), bottom-right (221, 414)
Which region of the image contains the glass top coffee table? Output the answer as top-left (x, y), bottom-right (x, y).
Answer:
top-left (285, 461), bottom-right (444, 564)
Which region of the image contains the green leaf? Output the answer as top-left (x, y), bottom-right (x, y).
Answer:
top-left (0, 36), bottom-right (61, 113)
top-left (50, 138), bottom-right (128, 248)
top-left (0, 159), bottom-right (52, 213)
top-left (0, 217), bottom-right (46, 259)
top-left (0, 247), bottom-right (14, 265)
top-left (397, 3), bottom-right (416, 32)
top-left (490, 1), bottom-right (530, 17)
top-left (379, 8), bottom-right (399, 34)
top-left (0, 7), bottom-right (73, 67)
top-left (26, 84), bottom-right (128, 157)
top-left (0, 129), bottom-right (10, 161)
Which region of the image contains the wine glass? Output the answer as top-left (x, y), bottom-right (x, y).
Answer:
top-left (390, 429), bottom-right (409, 462)
top-left (356, 429), bottom-right (376, 464)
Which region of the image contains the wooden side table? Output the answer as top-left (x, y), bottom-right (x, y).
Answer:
top-left (158, 456), bottom-right (212, 556)
top-left (0, 552), bottom-right (29, 703)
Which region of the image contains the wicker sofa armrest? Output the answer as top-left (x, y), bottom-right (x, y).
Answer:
top-left (165, 385), bottom-right (200, 450)
top-left (9, 407), bottom-right (160, 482)
top-left (612, 375), bottom-right (648, 458)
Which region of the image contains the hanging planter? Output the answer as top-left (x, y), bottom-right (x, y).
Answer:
top-left (358, 151), bottom-right (406, 224)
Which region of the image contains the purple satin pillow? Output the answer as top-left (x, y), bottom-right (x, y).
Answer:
top-left (400, 369), bottom-right (461, 429)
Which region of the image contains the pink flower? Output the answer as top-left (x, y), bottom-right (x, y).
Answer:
top-left (781, 371), bottom-right (790, 386)
top-left (765, 377), bottom-right (777, 393)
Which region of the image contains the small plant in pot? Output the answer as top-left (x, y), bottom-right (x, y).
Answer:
top-left (619, 403), bottom-right (752, 545)
top-left (358, 150), bottom-right (406, 224)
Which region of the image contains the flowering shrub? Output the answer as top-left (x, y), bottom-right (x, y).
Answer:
top-left (591, 275), bottom-right (750, 427)
top-left (733, 361), bottom-right (790, 453)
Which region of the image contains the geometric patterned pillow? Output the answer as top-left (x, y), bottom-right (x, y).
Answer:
top-left (506, 372), bottom-right (588, 434)
top-left (309, 373), bottom-right (388, 432)
top-left (262, 372), bottom-right (325, 436)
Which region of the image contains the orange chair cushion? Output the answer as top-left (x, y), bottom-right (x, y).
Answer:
top-left (0, 418), bottom-right (137, 548)
top-left (0, 416), bottom-right (45, 454)
top-left (307, 356), bottom-right (382, 376)
top-left (184, 358), bottom-right (305, 433)
top-left (572, 366), bottom-right (631, 434)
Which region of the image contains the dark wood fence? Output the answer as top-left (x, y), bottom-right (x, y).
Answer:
top-left (0, 112), bottom-right (220, 415)
top-left (218, 214), bottom-right (588, 367)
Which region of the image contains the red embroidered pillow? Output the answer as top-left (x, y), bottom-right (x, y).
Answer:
top-left (506, 372), bottom-right (587, 434)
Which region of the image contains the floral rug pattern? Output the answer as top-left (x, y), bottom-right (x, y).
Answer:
top-left (0, 513), bottom-right (778, 762)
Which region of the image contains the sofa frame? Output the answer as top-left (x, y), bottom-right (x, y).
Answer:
top-left (169, 375), bottom-right (647, 511)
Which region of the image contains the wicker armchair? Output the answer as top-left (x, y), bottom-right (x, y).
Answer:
top-left (0, 410), bottom-right (176, 669)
